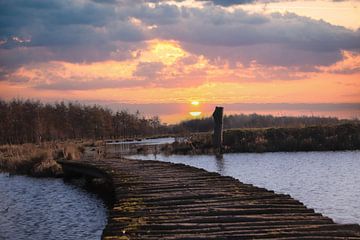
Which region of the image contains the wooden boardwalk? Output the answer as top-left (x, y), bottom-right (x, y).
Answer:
top-left (59, 158), bottom-right (360, 239)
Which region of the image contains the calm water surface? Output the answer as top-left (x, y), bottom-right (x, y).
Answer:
top-left (106, 137), bottom-right (176, 145)
top-left (0, 174), bottom-right (107, 240)
top-left (130, 151), bottom-right (360, 225)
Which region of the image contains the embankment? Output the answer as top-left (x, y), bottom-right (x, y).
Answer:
top-left (0, 140), bottom-right (101, 177)
top-left (163, 123), bottom-right (360, 154)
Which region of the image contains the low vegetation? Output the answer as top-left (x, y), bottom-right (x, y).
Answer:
top-left (0, 141), bottom-right (90, 177)
top-left (164, 123), bottom-right (360, 154)
top-left (224, 123), bottom-right (360, 152)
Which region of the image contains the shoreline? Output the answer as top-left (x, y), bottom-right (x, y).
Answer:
top-left (157, 123), bottom-right (360, 155)
top-left (0, 141), bottom-right (103, 178)
top-left (2, 150), bottom-right (360, 238)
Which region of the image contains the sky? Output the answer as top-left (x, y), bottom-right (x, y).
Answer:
top-left (0, 0), bottom-right (359, 123)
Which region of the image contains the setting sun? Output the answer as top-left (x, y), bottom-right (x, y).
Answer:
top-left (189, 111), bottom-right (202, 117)
top-left (191, 101), bottom-right (200, 106)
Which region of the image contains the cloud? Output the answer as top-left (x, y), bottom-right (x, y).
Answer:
top-left (317, 51), bottom-right (360, 74)
top-left (197, 0), bottom-right (360, 6)
top-left (154, 7), bottom-right (359, 67)
top-left (133, 61), bottom-right (164, 79)
top-left (155, 9), bottom-right (360, 52)
top-left (2, 1), bottom-right (359, 56)
top-left (201, 0), bottom-right (254, 6)
top-left (181, 42), bottom-right (344, 68)
top-left (1, 0), bottom-right (360, 90)
top-left (0, 0), bottom-right (147, 55)
top-left (146, 0), bottom-right (359, 7)
top-left (34, 78), bottom-right (149, 90)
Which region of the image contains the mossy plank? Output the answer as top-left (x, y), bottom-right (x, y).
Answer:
top-left (58, 158), bottom-right (360, 239)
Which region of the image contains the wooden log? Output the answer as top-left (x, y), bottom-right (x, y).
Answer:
top-left (212, 106), bottom-right (224, 149)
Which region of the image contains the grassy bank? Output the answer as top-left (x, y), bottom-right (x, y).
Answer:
top-left (224, 123), bottom-right (360, 152)
top-left (0, 141), bottom-right (98, 177)
top-left (163, 123), bottom-right (360, 154)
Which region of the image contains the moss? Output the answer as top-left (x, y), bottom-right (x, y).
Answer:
top-left (103, 236), bottom-right (129, 240)
top-left (111, 197), bottom-right (147, 235)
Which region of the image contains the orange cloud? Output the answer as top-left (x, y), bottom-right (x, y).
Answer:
top-left (1, 39), bottom-right (360, 109)
top-left (317, 51), bottom-right (360, 74)
top-left (236, 0), bottom-right (360, 30)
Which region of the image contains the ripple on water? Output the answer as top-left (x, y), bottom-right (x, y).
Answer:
top-left (0, 174), bottom-right (107, 240)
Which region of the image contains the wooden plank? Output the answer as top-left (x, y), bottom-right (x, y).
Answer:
top-left (58, 158), bottom-right (360, 239)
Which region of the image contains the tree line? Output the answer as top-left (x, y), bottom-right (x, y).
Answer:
top-left (1, 99), bottom-right (358, 145)
top-left (176, 113), bottom-right (358, 133)
top-left (0, 99), bottom-right (166, 144)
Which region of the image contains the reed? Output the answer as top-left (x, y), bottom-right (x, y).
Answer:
top-left (0, 141), bottom-right (87, 177)
top-left (164, 123), bottom-right (360, 154)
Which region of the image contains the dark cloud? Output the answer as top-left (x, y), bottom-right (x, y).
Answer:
top-left (155, 9), bottom-right (359, 66)
top-left (134, 62), bottom-right (164, 78)
top-left (145, 0), bottom-right (255, 6)
top-left (181, 42), bottom-right (343, 67)
top-left (202, 0), bottom-right (254, 6)
top-left (332, 68), bottom-right (360, 74)
top-left (91, 0), bottom-right (119, 4)
top-left (198, 0), bottom-right (359, 6)
top-left (132, 3), bottom-right (181, 25)
top-left (0, 0), bottom-right (146, 47)
top-left (155, 9), bottom-right (360, 52)
top-left (144, 0), bottom-right (359, 7)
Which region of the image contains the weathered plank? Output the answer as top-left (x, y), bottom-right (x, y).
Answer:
top-left (59, 158), bottom-right (360, 239)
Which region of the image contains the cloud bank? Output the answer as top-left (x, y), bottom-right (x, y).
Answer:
top-left (0, 0), bottom-right (359, 92)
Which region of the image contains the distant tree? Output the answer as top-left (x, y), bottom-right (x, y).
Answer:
top-left (171, 113), bottom-right (357, 134)
top-left (0, 99), bottom-right (169, 144)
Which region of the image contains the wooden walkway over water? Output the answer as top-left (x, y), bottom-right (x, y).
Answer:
top-left (59, 158), bottom-right (360, 239)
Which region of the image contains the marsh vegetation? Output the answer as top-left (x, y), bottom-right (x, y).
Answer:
top-left (0, 141), bottom-right (88, 177)
top-left (162, 123), bottom-right (360, 154)
top-left (1, 99), bottom-right (359, 177)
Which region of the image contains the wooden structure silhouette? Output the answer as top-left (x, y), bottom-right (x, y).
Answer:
top-left (212, 106), bottom-right (224, 149)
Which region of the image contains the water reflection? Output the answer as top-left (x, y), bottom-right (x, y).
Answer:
top-left (105, 137), bottom-right (175, 157)
top-left (215, 153), bottom-right (224, 174)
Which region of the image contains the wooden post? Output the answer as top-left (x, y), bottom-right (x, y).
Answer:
top-left (212, 106), bottom-right (224, 150)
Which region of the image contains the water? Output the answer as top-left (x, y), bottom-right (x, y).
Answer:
top-left (0, 174), bottom-right (107, 240)
top-left (105, 137), bottom-right (177, 156)
top-left (129, 151), bottom-right (360, 225)
top-left (106, 137), bottom-right (176, 145)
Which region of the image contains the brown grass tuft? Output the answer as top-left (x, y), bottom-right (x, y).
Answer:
top-left (0, 141), bottom-right (85, 177)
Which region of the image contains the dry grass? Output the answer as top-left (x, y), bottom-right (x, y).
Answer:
top-left (159, 133), bottom-right (214, 155)
top-left (0, 141), bottom-right (88, 177)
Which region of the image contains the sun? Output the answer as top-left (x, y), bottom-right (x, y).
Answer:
top-left (191, 101), bottom-right (200, 106)
top-left (189, 111), bottom-right (202, 117)
top-left (189, 100), bottom-right (201, 117)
